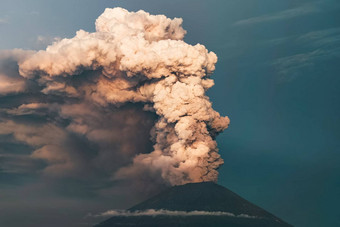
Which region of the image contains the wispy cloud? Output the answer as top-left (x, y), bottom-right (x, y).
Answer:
top-left (261, 26), bottom-right (340, 48)
top-left (297, 27), bottom-right (340, 47)
top-left (272, 47), bottom-right (340, 82)
top-left (233, 3), bottom-right (319, 26)
top-left (273, 49), bottom-right (323, 71)
top-left (90, 209), bottom-right (259, 219)
top-left (260, 26), bottom-right (340, 81)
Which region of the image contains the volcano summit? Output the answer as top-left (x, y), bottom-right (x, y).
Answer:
top-left (95, 182), bottom-right (292, 227)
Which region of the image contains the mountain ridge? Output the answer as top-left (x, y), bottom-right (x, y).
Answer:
top-left (95, 182), bottom-right (292, 227)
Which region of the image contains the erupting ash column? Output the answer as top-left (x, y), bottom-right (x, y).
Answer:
top-left (18, 8), bottom-right (230, 185)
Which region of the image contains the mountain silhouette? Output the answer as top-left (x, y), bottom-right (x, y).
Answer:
top-left (95, 182), bottom-right (292, 227)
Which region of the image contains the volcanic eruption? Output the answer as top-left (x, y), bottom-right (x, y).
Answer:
top-left (1, 7), bottom-right (229, 186)
top-left (0, 7), bottom-right (293, 227)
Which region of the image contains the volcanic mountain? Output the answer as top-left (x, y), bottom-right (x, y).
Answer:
top-left (95, 182), bottom-right (292, 227)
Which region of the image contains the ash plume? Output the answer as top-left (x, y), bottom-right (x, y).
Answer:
top-left (0, 8), bottom-right (229, 187)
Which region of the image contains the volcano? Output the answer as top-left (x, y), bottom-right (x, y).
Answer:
top-left (95, 182), bottom-right (292, 227)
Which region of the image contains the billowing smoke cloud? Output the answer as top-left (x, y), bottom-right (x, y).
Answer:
top-left (0, 8), bottom-right (229, 188)
top-left (91, 209), bottom-right (257, 219)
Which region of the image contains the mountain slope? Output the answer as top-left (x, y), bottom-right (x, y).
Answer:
top-left (95, 182), bottom-right (292, 227)
top-left (130, 182), bottom-right (277, 217)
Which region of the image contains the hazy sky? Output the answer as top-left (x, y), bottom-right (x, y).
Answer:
top-left (0, 0), bottom-right (339, 227)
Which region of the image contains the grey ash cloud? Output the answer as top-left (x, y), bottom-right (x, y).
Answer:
top-left (0, 8), bottom-right (229, 198)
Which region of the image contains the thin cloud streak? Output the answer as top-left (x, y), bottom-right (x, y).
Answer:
top-left (270, 26), bottom-right (340, 81)
top-left (233, 3), bottom-right (319, 26)
top-left (91, 209), bottom-right (259, 219)
top-left (272, 47), bottom-right (340, 82)
top-left (260, 27), bottom-right (340, 47)
top-left (297, 27), bottom-right (340, 46)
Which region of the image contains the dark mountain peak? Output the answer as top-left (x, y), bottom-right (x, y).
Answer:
top-left (130, 181), bottom-right (274, 218)
top-left (96, 182), bottom-right (292, 227)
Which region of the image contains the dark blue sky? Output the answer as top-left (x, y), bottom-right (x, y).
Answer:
top-left (0, 1), bottom-right (339, 227)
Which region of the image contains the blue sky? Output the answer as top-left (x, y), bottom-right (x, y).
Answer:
top-left (0, 0), bottom-right (339, 226)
